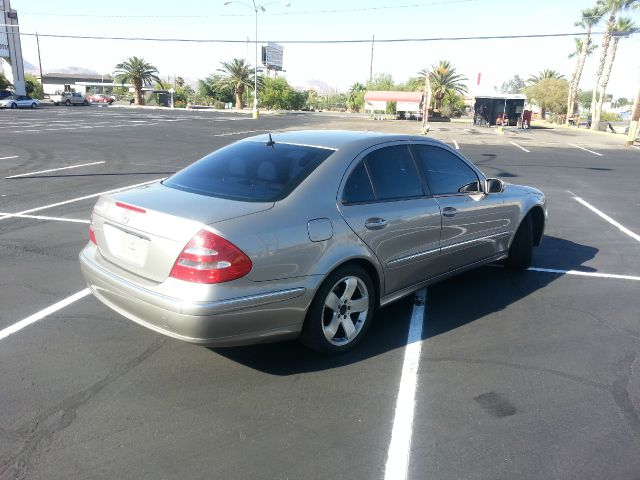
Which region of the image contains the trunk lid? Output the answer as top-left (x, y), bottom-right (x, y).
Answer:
top-left (92, 182), bottom-right (273, 282)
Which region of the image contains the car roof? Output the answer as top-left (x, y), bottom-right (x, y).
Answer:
top-left (244, 130), bottom-right (448, 151)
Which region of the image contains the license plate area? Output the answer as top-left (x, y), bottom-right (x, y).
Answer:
top-left (103, 223), bottom-right (150, 267)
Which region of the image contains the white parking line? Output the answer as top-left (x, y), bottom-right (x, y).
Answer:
top-left (0, 213), bottom-right (89, 224)
top-left (568, 192), bottom-right (640, 243)
top-left (5, 161), bottom-right (105, 179)
top-left (509, 141), bottom-right (530, 153)
top-left (453, 140), bottom-right (460, 150)
top-left (569, 143), bottom-right (603, 156)
top-left (527, 267), bottom-right (640, 282)
top-left (0, 289), bottom-right (90, 341)
top-left (0, 178), bottom-right (164, 222)
top-left (384, 289), bottom-right (426, 480)
top-left (0, 155), bottom-right (19, 160)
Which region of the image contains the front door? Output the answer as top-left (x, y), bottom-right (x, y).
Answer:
top-left (411, 143), bottom-right (511, 272)
top-left (338, 144), bottom-right (442, 295)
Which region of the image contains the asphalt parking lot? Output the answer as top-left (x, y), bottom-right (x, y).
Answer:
top-left (1, 106), bottom-right (639, 480)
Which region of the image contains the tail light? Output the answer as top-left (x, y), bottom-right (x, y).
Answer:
top-left (89, 211), bottom-right (97, 245)
top-left (169, 229), bottom-right (252, 284)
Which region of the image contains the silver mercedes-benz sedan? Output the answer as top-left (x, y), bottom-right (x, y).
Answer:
top-left (80, 130), bottom-right (546, 353)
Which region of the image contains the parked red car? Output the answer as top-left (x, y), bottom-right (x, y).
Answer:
top-left (87, 94), bottom-right (115, 104)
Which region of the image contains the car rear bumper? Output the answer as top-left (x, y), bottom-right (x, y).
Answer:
top-left (79, 246), bottom-right (318, 346)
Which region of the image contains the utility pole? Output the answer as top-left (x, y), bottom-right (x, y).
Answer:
top-left (369, 35), bottom-right (374, 83)
top-left (36, 32), bottom-right (44, 85)
top-left (421, 70), bottom-right (432, 134)
top-left (626, 76), bottom-right (640, 146)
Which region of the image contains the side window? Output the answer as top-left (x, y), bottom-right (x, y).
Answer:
top-left (364, 145), bottom-right (424, 200)
top-left (413, 145), bottom-right (480, 195)
top-left (342, 162), bottom-right (375, 204)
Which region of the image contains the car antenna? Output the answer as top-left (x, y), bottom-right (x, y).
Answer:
top-left (266, 133), bottom-right (275, 147)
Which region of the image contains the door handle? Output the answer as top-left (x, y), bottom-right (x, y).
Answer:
top-left (442, 207), bottom-right (458, 217)
top-left (365, 217), bottom-right (387, 230)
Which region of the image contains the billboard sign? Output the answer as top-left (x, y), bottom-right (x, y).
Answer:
top-left (261, 42), bottom-right (284, 71)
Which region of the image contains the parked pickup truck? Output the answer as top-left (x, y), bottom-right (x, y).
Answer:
top-left (50, 92), bottom-right (88, 106)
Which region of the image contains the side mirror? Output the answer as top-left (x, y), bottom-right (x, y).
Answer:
top-left (458, 181), bottom-right (482, 194)
top-left (486, 178), bottom-right (505, 194)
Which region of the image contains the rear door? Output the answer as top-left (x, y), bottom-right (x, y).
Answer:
top-left (411, 144), bottom-right (511, 271)
top-left (338, 143), bottom-right (443, 295)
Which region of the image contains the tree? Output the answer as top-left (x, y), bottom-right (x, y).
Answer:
top-left (577, 89), bottom-right (594, 110)
top-left (419, 60), bottom-right (468, 111)
top-left (612, 96), bottom-right (630, 107)
top-left (566, 7), bottom-right (602, 124)
top-left (525, 77), bottom-right (569, 119)
top-left (592, 16), bottom-right (638, 125)
top-left (216, 58), bottom-right (262, 110)
top-left (24, 73), bottom-right (44, 99)
top-left (260, 77), bottom-right (306, 110)
top-left (113, 56), bottom-right (161, 106)
top-left (498, 75), bottom-right (526, 94)
top-left (0, 71), bottom-right (12, 90)
top-left (590, 0), bottom-right (638, 129)
top-left (366, 73), bottom-right (396, 91)
top-left (402, 76), bottom-right (424, 92)
top-left (441, 91), bottom-right (467, 118)
top-left (347, 82), bottom-right (366, 112)
top-left (528, 69), bottom-right (565, 84)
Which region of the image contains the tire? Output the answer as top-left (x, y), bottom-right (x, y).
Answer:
top-left (505, 213), bottom-right (533, 270)
top-left (84, 100), bottom-right (89, 106)
top-left (31, 103), bottom-right (37, 109)
top-left (10, 102), bottom-right (17, 109)
top-left (65, 99), bottom-right (71, 106)
top-left (299, 265), bottom-right (376, 354)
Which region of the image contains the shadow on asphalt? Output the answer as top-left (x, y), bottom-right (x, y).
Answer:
top-left (210, 236), bottom-right (597, 374)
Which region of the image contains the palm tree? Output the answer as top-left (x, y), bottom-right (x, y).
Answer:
top-left (590, 0), bottom-right (638, 129)
top-left (528, 69), bottom-right (565, 84)
top-left (593, 17), bottom-right (638, 122)
top-left (566, 7), bottom-right (602, 124)
top-left (347, 82), bottom-right (366, 112)
top-left (216, 58), bottom-right (261, 110)
top-left (113, 56), bottom-right (161, 106)
top-left (418, 60), bottom-right (468, 111)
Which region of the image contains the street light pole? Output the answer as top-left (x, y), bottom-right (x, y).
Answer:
top-left (224, 1), bottom-right (289, 120)
top-left (254, 1), bottom-right (259, 119)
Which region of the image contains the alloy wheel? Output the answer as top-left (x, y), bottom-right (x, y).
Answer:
top-left (322, 276), bottom-right (369, 346)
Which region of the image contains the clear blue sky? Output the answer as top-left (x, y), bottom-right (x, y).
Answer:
top-left (11, 0), bottom-right (640, 97)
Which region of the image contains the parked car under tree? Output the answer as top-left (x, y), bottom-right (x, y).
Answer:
top-left (80, 131), bottom-right (546, 354)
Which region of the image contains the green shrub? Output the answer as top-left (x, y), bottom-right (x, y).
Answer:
top-left (600, 111), bottom-right (622, 122)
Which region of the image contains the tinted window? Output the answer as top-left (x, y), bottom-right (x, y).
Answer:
top-left (164, 141), bottom-right (333, 202)
top-left (413, 145), bottom-right (479, 195)
top-left (342, 162), bottom-right (375, 204)
top-left (364, 146), bottom-right (423, 200)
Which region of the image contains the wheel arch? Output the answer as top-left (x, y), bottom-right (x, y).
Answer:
top-left (319, 257), bottom-right (382, 310)
top-left (528, 205), bottom-right (545, 246)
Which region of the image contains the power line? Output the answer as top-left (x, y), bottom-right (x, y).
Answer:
top-left (19, 0), bottom-right (478, 18)
top-left (16, 31), bottom-right (633, 44)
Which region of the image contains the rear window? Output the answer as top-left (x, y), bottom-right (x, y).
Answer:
top-left (163, 141), bottom-right (334, 202)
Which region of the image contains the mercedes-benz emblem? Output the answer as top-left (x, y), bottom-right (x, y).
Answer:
top-left (122, 210), bottom-right (131, 224)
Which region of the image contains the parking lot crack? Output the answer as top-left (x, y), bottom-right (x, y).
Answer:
top-left (611, 352), bottom-right (640, 434)
top-left (0, 337), bottom-right (165, 480)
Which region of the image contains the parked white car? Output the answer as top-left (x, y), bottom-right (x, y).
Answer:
top-left (0, 95), bottom-right (39, 109)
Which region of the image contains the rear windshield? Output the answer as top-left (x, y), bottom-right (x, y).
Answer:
top-left (163, 140), bottom-right (334, 202)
